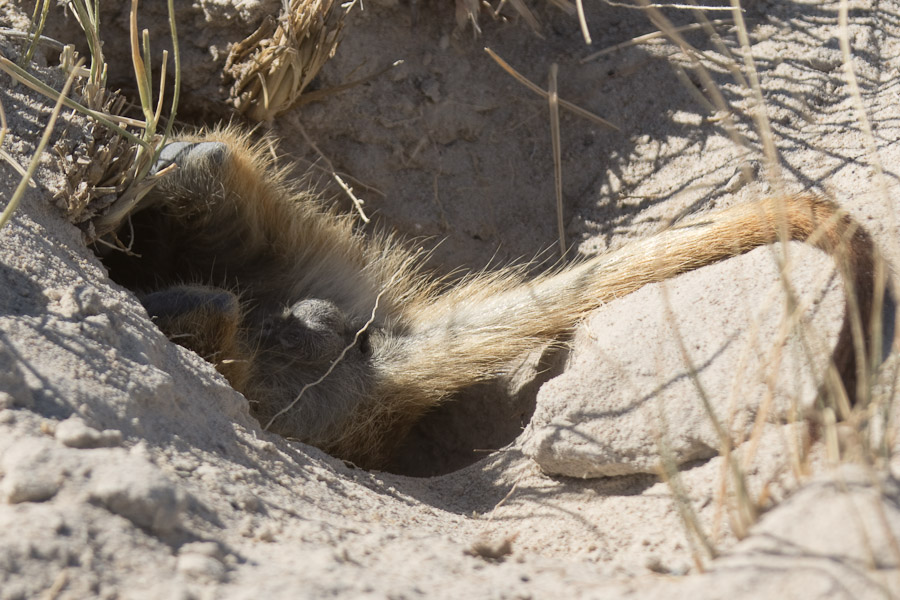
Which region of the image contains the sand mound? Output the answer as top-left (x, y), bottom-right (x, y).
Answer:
top-left (2, 0), bottom-right (900, 597)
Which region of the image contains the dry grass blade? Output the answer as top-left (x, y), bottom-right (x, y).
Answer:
top-left (0, 59), bottom-right (81, 231)
top-left (226, 0), bottom-right (355, 122)
top-left (604, 0), bottom-right (734, 9)
top-left (0, 145), bottom-right (16, 177)
top-left (456, 0), bottom-right (481, 34)
top-left (546, 0), bottom-right (576, 16)
top-left (655, 414), bottom-right (717, 570)
top-left (671, 64), bottom-right (716, 113)
top-left (635, 3), bottom-right (753, 173)
top-left (21, 0), bottom-right (51, 66)
top-left (838, 0), bottom-right (894, 243)
top-left (506, 0), bottom-right (544, 36)
top-left (296, 122), bottom-right (370, 223)
top-left (548, 63), bottom-right (565, 256)
top-left (462, 0), bottom-right (548, 36)
top-left (130, 0), bottom-right (154, 128)
top-left (0, 94), bottom-right (33, 183)
top-left (0, 55), bottom-right (148, 147)
top-left (660, 284), bottom-right (757, 537)
top-left (727, 0), bottom-right (781, 187)
top-left (580, 19), bottom-right (731, 63)
top-left (64, 0), bottom-right (106, 95)
top-left (289, 59), bottom-right (403, 107)
top-left (0, 27), bottom-right (65, 51)
top-left (162, 0), bottom-right (181, 142)
top-left (575, 0), bottom-right (591, 44)
top-left (485, 48), bottom-right (619, 131)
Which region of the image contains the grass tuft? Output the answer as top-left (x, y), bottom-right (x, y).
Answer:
top-left (1, 0), bottom-right (181, 238)
top-left (0, 59), bottom-right (81, 232)
top-left (226, 0), bottom-right (355, 123)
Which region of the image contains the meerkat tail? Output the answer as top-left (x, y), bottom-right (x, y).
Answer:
top-left (384, 194), bottom-right (880, 408)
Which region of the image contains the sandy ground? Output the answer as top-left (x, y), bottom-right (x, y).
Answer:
top-left (2, 0), bottom-right (900, 598)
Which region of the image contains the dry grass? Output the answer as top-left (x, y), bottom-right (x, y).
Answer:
top-left (54, 91), bottom-right (140, 226)
top-left (0, 87), bottom-right (31, 183)
top-left (0, 58), bottom-right (80, 232)
top-left (484, 48), bottom-right (618, 257)
top-left (547, 63), bottom-right (564, 255)
top-left (225, 0), bottom-right (354, 123)
top-left (4, 0), bottom-right (897, 577)
top-left (0, 0), bottom-right (182, 238)
top-left (458, 0), bottom-right (575, 36)
top-left (490, 0), bottom-right (896, 561)
top-left (617, 0), bottom-right (900, 562)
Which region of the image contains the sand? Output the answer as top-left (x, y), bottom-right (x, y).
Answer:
top-left (1, 0), bottom-right (900, 597)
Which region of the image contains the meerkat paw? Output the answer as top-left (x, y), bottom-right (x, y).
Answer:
top-left (141, 285), bottom-right (250, 393)
top-left (141, 284), bottom-right (238, 321)
top-left (150, 140), bottom-right (229, 192)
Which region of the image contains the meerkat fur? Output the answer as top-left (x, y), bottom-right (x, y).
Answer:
top-left (98, 127), bottom-right (880, 468)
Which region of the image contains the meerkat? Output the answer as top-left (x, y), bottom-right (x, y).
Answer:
top-left (97, 128), bottom-right (881, 468)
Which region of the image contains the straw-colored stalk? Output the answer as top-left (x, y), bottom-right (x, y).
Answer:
top-left (88, 0), bottom-right (182, 239)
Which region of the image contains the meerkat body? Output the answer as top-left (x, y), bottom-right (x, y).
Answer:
top-left (100, 128), bottom-right (880, 468)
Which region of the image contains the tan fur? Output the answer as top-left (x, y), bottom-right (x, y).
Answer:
top-left (99, 127), bottom-right (881, 468)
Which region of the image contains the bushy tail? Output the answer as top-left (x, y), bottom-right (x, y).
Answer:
top-left (384, 194), bottom-right (882, 410)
